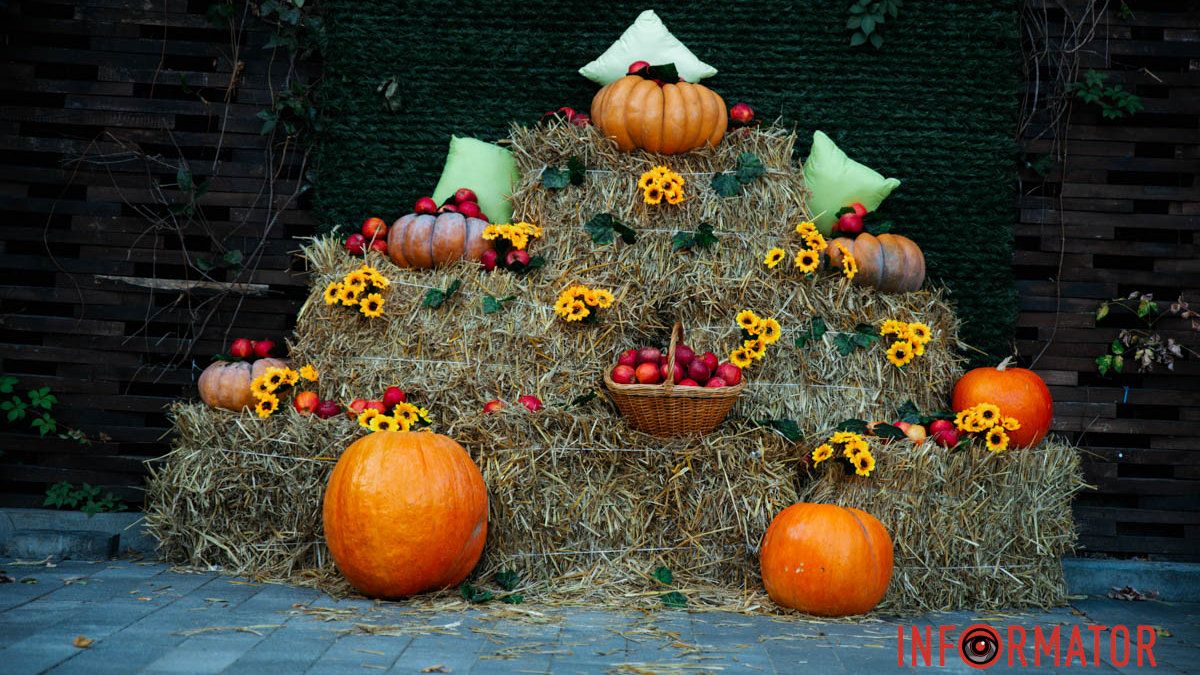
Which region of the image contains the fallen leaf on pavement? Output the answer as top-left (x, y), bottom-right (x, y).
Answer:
top-left (421, 666), bottom-right (449, 673)
top-left (73, 636), bottom-right (94, 649)
top-left (1108, 586), bottom-right (1159, 601)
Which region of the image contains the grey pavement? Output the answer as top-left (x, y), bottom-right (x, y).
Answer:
top-left (1, 558), bottom-right (1196, 673)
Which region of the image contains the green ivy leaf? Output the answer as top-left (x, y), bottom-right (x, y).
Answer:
top-left (3, 396), bottom-right (28, 422)
top-left (612, 221), bottom-right (637, 245)
top-left (567, 156), bottom-right (586, 186)
top-left (734, 152), bottom-right (765, 184)
top-left (1096, 354), bottom-right (1112, 376)
top-left (31, 413), bottom-right (57, 437)
top-left (0, 375), bottom-right (17, 394)
top-left (661, 591), bottom-right (688, 608)
top-left (1110, 339), bottom-right (1125, 355)
top-left (850, 31), bottom-right (867, 47)
top-left (28, 387), bottom-right (57, 410)
top-left (541, 167), bottom-right (570, 189)
top-left (711, 173), bottom-right (740, 197)
top-left (1113, 355), bottom-right (1125, 374)
top-left (495, 569), bottom-right (521, 592)
top-left (1096, 302), bottom-right (1110, 322)
top-left (651, 566), bottom-right (674, 585)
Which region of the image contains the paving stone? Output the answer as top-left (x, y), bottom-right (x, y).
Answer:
top-left (3, 529), bottom-right (117, 560)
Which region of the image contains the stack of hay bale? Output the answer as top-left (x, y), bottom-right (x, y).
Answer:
top-left (147, 124), bottom-right (1083, 612)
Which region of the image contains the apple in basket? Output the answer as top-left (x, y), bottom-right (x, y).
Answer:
top-left (716, 362), bottom-right (742, 386)
top-left (611, 364), bottom-right (636, 385)
top-left (636, 347), bottom-right (661, 365)
top-left (633, 363), bottom-right (662, 385)
top-left (660, 361), bottom-right (684, 384)
top-left (617, 349), bottom-right (638, 368)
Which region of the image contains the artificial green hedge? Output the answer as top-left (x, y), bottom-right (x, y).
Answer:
top-left (315, 1), bottom-right (1018, 358)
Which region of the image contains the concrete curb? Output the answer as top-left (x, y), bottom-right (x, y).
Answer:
top-left (1064, 558), bottom-right (1200, 601)
top-left (0, 507), bottom-right (157, 556)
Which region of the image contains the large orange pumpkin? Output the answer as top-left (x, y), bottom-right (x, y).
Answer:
top-left (323, 431), bottom-right (488, 599)
top-left (760, 503), bottom-right (893, 616)
top-left (387, 212), bottom-right (492, 269)
top-left (197, 358), bottom-right (289, 411)
top-left (952, 357), bottom-right (1053, 448)
top-left (590, 75), bottom-right (727, 154)
top-left (826, 232), bottom-right (925, 293)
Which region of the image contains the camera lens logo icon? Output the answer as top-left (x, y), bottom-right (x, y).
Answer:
top-left (958, 624), bottom-right (1002, 669)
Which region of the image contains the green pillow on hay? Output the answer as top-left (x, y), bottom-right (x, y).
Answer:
top-left (578, 9), bottom-right (718, 85)
top-left (431, 136), bottom-right (520, 225)
top-left (803, 130), bottom-right (901, 236)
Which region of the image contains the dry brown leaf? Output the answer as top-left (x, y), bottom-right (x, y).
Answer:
top-left (73, 636), bottom-right (94, 649)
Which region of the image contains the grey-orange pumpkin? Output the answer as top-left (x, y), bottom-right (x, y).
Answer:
top-left (198, 358), bottom-right (289, 411)
top-left (387, 212), bottom-right (492, 269)
top-left (826, 233), bottom-right (925, 293)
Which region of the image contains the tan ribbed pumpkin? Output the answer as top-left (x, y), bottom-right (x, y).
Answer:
top-left (387, 212), bottom-right (492, 269)
top-left (590, 75), bottom-right (727, 154)
top-left (826, 233), bottom-right (926, 293)
top-left (198, 358), bottom-right (289, 411)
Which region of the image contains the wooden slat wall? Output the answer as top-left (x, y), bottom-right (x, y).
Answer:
top-left (1018, 2), bottom-right (1199, 560)
top-left (0, 0), bottom-right (1195, 560)
top-left (0, 0), bottom-right (312, 506)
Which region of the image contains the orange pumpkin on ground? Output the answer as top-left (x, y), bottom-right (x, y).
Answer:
top-left (952, 356), bottom-right (1053, 448)
top-left (826, 232), bottom-right (925, 293)
top-left (760, 503), bottom-right (893, 616)
top-left (590, 75), bottom-right (727, 154)
top-left (197, 358), bottom-right (289, 411)
top-left (387, 212), bottom-right (492, 269)
top-left (322, 431), bottom-right (488, 599)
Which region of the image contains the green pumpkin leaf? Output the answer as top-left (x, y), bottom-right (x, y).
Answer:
top-left (651, 566), bottom-right (674, 585)
top-left (459, 582), bottom-right (493, 603)
top-left (836, 418), bottom-right (870, 434)
top-left (896, 400), bottom-right (921, 424)
top-left (541, 167), bottom-right (570, 189)
top-left (482, 295), bottom-right (503, 315)
top-left (711, 173), bottom-right (741, 198)
top-left (757, 419), bottom-right (802, 442)
top-left (584, 213), bottom-right (616, 245)
top-left (495, 569), bottom-right (521, 591)
top-left (671, 231), bottom-right (695, 251)
top-left (569, 391), bottom-right (597, 408)
top-left (611, 220), bottom-right (638, 245)
top-left (694, 222), bottom-right (718, 248)
top-left (734, 152), bottom-right (765, 184)
top-left (661, 591), bottom-right (688, 608)
top-left (567, 156), bottom-right (586, 186)
top-left (795, 317), bottom-right (828, 348)
top-left (500, 593), bottom-right (524, 604)
top-left (645, 63), bottom-right (679, 82)
top-left (873, 423), bottom-right (907, 440)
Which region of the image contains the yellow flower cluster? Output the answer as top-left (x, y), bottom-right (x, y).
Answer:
top-left (323, 264), bottom-right (390, 319)
top-left (762, 222), bottom-right (832, 276)
top-left (954, 402), bottom-right (1021, 453)
top-left (554, 285), bottom-right (615, 322)
top-left (729, 309), bottom-right (781, 369)
top-left (482, 221), bottom-right (542, 250)
top-left (880, 320), bottom-right (933, 368)
top-left (811, 430), bottom-right (876, 477)
top-left (249, 364), bottom-right (317, 419)
top-left (358, 401), bottom-right (433, 433)
top-left (638, 165), bottom-right (684, 205)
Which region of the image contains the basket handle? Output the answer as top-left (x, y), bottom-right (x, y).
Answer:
top-left (664, 321), bottom-right (683, 392)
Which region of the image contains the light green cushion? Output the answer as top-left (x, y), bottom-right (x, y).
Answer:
top-left (431, 136), bottom-right (519, 224)
top-left (578, 9), bottom-right (717, 85)
top-left (803, 130), bottom-right (901, 235)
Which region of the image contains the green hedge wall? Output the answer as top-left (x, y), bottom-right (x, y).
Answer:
top-left (315, 1), bottom-right (1019, 358)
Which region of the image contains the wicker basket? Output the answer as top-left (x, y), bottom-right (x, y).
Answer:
top-left (604, 322), bottom-right (746, 437)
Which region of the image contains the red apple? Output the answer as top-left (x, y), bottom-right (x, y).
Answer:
top-left (314, 399), bottom-right (341, 419)
top-left (637, 347), bottom-right (661, 365)
top-left (715, 362), bottom-right (742, 386)
top-left (659, 355), bottom-right (668, 366)
top-left (851, 202), bottom-right (868, 217)
top-left (929, 419), bottom-right (959, 448)
top-left (252, 339), bottom-right (275, 358)
top-left (673, 345), bottom-right (695, 367)
top-left (518, 394), bottom-right (543, 412)
top-left (344, 233), bottom-right (366, 255)
top-left (364, 400), bottom-right (387, 414)
top-left (480, 249), bottom-right (498, 272)
top-left (705, 377), bottom-right (728, 388)
top-left (611, 364), bottom-right (636, 384)
top-left (687, 359), bottom-right (710, 383)
top-left (477, 212), bottom-right (490, 222)
top-left (361, 217), bottom-right (388, 238)
top-left (229, 338), bottom-right (253, 359)
top-left (457, 201), bottom-right (483, 219)
top-left (627, 60), bottom-right (650, 74)
top-left (438, 203), bottom-right (459, 214)
top-left (292, 390), bottom-right (319, 415)
top-left (483, 399), bottom-right (504, 414)
top-left (346, 399), bottom-right (368, 418)
top-left (729, 102), bottom-right (755, 125)
top-left (382, 386), bottom-right (406, 409)
top-left (836, 212), bottom-right (864, 236)
top-left (414, 196), bottom-right (437, 214)
top-left (617, 349), bottom-right (638, 368)
top-left (700, 352), bottom-right (719, 372)
top-left (369, 238), bottom-right (388, 254)
top-left (634, 362), bottom-right (662, 385)
top-left (678, 378), bottom-right (699, 387)
top-left (453, 187), bottom-right (477, 204)
top-left (660, 361), bottom-right (684, 384)
top-left (571, 113), bottom-right (590, 127)
top-left (505, 249), bottom-right (530, 269)
top-left (557, 106), bottom-right (577, 120)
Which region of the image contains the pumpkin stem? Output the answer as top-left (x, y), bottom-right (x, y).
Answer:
top-left (996, 356), bottom-right (1014, 372)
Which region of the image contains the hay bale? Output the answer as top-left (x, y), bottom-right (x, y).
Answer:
top-left (798, 438), bottom-right (1087, 612)
top-left (146, 124), bottom-right (1078, 612)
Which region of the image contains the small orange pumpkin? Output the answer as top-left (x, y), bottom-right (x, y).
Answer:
top-left (323, 431), bottom-right (488, 599)
top-left (590, 75), bottom-right (727, 154)
top-left (952, 356), bottom-right (1054, 448)
top-left (387, 212), bottom-right (492, 269)
top-left (760, 503), bottom-right (893, 616)
top-left (197, 358), bottom-right (289, 411)
top-left (826, 232), bottom-right (925, 293)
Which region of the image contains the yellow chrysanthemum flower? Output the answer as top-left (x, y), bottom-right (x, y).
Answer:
top-left (794, 248), bottom-right (820, 274)
top-left (736, 310), bottom-right (760, 331)
top-left (912, 340), bottom-right (926, 357)
top-left (907, 322), bottom-right (932, 344)
top-left (481, 225), bottom-right (500, 240)
top-left (794, 221), bottom-right (817, 238)
top-left (743, 337), bottom-right (767, 360)
top-left (251, 375), bottom-right (274, 396)
top-left (729, 347), bottom-right (753, 369)
top-left (836, 242), bottom-right (858, 280)
top-left (254, 394), bottom-right (278, 419)
top-left (852, 450), bottom-right (876, 477)
top-left (416, 407), bottom-right (432, 424)
top-left (811, 444), bottom-right (834, 464)
top-left (338, 285), bottom-right (361, 306)
top-left (758, 318), bottom-right (782, 345)
top-left (638, 169), bottom-right (661, 190)
top-left (643, 187), bottom-right (663, 205)
top-left (664, 188), bottom-right (684, 205)
top-left (299, 365), bottom-right (318, 382)
top-left (281, 368), bottom-right (299, 386)
top-left (587, 289), bottom-right (614, 308)
top-left (357, 408), bottom-right (380, 429)
top-left (963, 412), bottom-right (990, 434)
top-left (362, 266), bottom-right (389, 289)
top-left (323, 282), bottom-right (343, 305)
top-left (553, 297), bottom-right (574, 318)
top-left (369, 415), bottom-right (398, 432)
top-left (393, 402), bottom-right (420, 426)
top-left (886, 340), bottom-right (916, 367)
top-left (359, 292), bottom-right (385, 318)
top-left (973, 403), bottom-right (1001, 426)
top-left (803, 231), bottom-right (827, 252)
top-left (843, 438), bottom-right (870, 456)
top-left (830, 431), bottom-right (862, 445)
top-left (763, 248), bottom-right (786, 269)
top-left (343, 271), bottom-right (368, 289)
top-left (263, 367), bottom-right (287, 389)
top-left (1002, 416), bottom-right (1022, 431)
top-left (564, 301), bottom-right (589, 322)
top-left (954, 409), bottom-right (976, 432)
top-left (568, 285), bottom-right (590, 302)
top-left (985, 426), bottom-right (1009, 453)
top-left (880, 320), bottom-right (909, 339)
